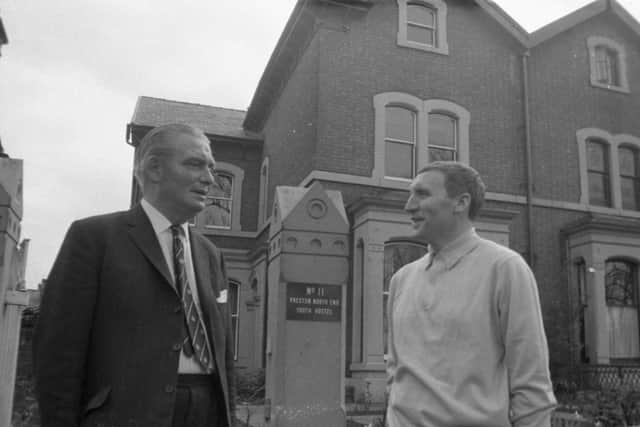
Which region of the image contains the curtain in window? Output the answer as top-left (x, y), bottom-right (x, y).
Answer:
top-left (605, 260), bottom-right (640, 359)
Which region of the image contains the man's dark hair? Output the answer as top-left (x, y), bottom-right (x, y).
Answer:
top-left (416, 161), bottom-right (486, 220)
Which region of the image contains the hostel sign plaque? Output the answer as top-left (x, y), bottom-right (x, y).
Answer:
top-left (286, 283), bottom-right (341, 322)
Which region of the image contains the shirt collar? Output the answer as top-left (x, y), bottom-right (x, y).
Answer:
top-left (426, 228), bottom-right (480, 271)
top-left (140, 198), bottom-right (189, 237)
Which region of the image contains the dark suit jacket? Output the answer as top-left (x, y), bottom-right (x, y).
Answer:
top-left (33, 206), bottom-right (236, 427)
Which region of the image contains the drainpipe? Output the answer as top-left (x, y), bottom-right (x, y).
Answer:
top-left (522, 50), bottom-right (535, 266)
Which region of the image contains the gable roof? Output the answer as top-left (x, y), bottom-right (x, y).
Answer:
top-left (130, 96), bottom-right (261, 142)
top-left (529, 0), bottom-right (640, 47)
top-left (474, 0), bottom-right (529, 46)
top-left (243, 0), bottom-right (640, 131)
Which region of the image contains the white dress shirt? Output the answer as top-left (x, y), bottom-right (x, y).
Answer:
top-left (140, 198), bottom-right (212, 374)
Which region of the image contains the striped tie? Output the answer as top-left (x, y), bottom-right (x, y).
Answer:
top-left (171, 225), bottom-right (213, 373)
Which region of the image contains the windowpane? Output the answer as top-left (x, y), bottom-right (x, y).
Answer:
top-left (429, 113), bottom-right (456, 148)
top-left (203, 172), bottom-right (233, 228)
top-left (385, 107), bottom-right (415, 141)
top-left (619, 146), bottom-right (638, 176)
top-left (588, 172), bottom-right (610, 207)
top-left (229, 282), bottom-right (239, 359)
top-left (587, 140), bottom-right (607, 171)
top-left (606, 261), bottom-right (637, 307)
top-left (407, 4), bottom-right (435, 26)
top-left (407, 24), bottom-right (434, 46)
top-left (609, 50), bottom-right (620, 86)
top-left (385, 141), bottom-right (414, 179)
top-left (621, 177), bottom-right (640, 211)
top-left (210, 173), bottom-right (233, 198)
top-left (595, 46), bottom-right (620, 86)
top-left (202, 200), bottom-right (231, 228)
top-left (428, 147), bottom-right (455, 162)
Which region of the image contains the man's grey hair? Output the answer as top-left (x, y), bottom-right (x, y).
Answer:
top-left (133, 123), bottom-right (209, 190)
top-left (416, 161), bottom-right (486, 220)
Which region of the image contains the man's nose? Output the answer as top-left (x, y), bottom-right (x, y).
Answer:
top-left (202, 168), bottom-right (214, 184)
top-left (404, 195), bottom-right (416, 212)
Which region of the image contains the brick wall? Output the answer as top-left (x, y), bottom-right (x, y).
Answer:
top-left (528, 12), bottom-right (640, 201)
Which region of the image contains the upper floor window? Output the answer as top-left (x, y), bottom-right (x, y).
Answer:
top-left (586, 139), bottom-right (611, 207)
top-left (373, 93), bottom-right (469, 182)
top-left (577, 128), bottom-right (640, 211)
top-left (190, 162), bottom-right (244, 232)
top-left (259, 157), bottom-right (270, 226)
top-left (428, 112), bottom-right (457, 161)
top-left (397, 0), bottom-right (448, 55)
top-left (619, 146), bottom-right (640, 211)
top-left (587, 36), bottom-right (629, 93)
top-left (385, 106), bottom-right (417, 179)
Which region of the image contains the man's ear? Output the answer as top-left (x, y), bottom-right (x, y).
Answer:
top-left (454, 193), bottom-right (471, 215)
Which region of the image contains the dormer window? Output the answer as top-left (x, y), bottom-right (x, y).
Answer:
top-left (587, 36), bottom-right (629, 93)
top-left (397, 0), bottom-right (448, 55)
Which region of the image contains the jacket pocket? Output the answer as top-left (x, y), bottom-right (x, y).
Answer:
top-left (82, 386), bottom-right (111, 416)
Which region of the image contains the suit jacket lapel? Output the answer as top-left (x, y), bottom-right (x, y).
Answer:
top-left (126, 205), bottom-right (176, 294)
top-left (190, 230), bottom-right (226, 371)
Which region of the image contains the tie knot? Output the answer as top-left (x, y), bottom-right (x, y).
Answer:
top-left (170, 224), bottom-right (183, 237)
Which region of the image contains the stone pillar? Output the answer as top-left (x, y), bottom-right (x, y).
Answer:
top-left (0, 158), bottom-right (32, 426)
top-left (264, 183), bottom-right (349, 427)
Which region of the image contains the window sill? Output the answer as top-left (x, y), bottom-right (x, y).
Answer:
top-left (397, 39), bottom-right (449, 55)
top-left (590, 82), bottom-right (630, 94)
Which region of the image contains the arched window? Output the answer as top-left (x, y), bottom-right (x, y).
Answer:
top-left (586, 139), bottom-right (611, 207)
top-left (190, 162), bottom-right (244, 231)
top-left (576, 129), bottom-right (640, 210)
top-left (397, 0), bottom-right (449, 55)
top-left (259, 157), bottom-right (270, 225)
top-left (605, 259), bottom-right (639, 361)
top-left (385, 106), bottom-right (417, 179)
top-left (619, 145), bottom-right (640, 211)
top-left (202, 172), bottom-right (233, 229)
top-left (427, 112), bottom-right (457, 161)
top-left (587, 36), bottom-right (629, 93)
top-left (373, 93), bottom-right (470, 183)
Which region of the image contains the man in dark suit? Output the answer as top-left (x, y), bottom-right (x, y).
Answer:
top-left (34, 124), bottom-right (236, 427)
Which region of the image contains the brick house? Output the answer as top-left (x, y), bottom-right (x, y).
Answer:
top-left (127, 0), bottom-right (640, 402)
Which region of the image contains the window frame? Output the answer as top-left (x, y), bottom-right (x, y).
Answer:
top-left (397, 0), bottom-right (449, 55)
top-left (577, 128), bottom-right (640, 211)
top-left (587, 36), bottom-right (630, 94)
top-left (384, 105), bottom-right (418, 180)
top-left (586, 138), bottom-right (612, 207)
top-left (228, 280), bottom-right (241, 360)
top-left (619, 145), bottom-right (640, 211)
top-left (373, 93), bottom-right (470, 184)
top-left (258, 157), bottom-right (270, 226)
